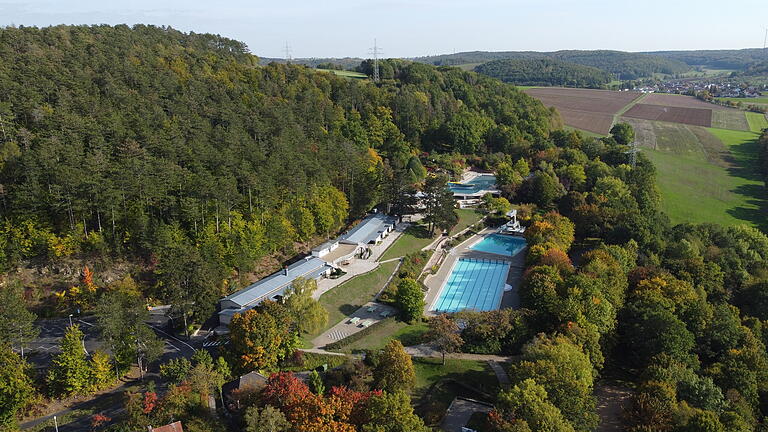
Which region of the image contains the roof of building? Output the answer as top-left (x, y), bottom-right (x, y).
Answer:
top-left (151, 421), bottom-right (183, 432)
top-left (223, 371), bottom-right (268, 397)
top-left (312, 239), bottom-right (339, 253)
top-left (221, 256), bottom-right (331, 309)
top-left (340, 213), bottom-right (396, 245)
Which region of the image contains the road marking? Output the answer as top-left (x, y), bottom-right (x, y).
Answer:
top-left (148, 325), bottom-right (195, 352)
top-left (328, 330), bottom-right (348, 341)
top-left (77, 319), bottom-right (94, 327)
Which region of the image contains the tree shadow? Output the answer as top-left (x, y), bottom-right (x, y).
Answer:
top-left (407, 224), bottom-right (432, 239)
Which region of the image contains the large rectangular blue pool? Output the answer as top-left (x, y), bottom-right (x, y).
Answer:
top-left (431, 258), bottom-right (510, 313)
top-left (470, 234), bottom-right (527, 257)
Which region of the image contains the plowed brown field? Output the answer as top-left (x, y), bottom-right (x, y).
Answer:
top-left (623, 104), bottom-right (712, 127)
top-left (642, 93), bottom-right (730, 110)
top-left (524, 87), bottom-right (642, 134)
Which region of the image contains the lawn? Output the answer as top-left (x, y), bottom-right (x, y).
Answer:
top-left (643, 127), bottom-right (766, 230)
top-left (314, 261), bottom-right (399, 335)
top-left (746, 112), bottom-right (768, 133)
top-left (337, 319), bottom-right (428, 352)
top-left (451, 208), bottom-right (484, 235)
top-left (379, 224), bottom-right (437, 261)
top-left (412, 357), bottom-right (500, 426)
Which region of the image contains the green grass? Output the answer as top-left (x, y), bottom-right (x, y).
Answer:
top-left (711, 110), bottom-right (750, 131)
top-left (337, 320), bottom-right (428, 352)
top-left (379, 224), bottom-right (437, 261)
top-left (451, 209), bottom-right (484, 235)
top-left (314, 261), bottom-right (399, 335)
top-left (412, 357), bottom-right (499, 398)
top-left (746, 112), bottom-right (768, 133)
top-left (315, 69), bottom-right (368, 79)
top-left (643, 126), bottom-right (766, 229)
top-left (716, 96), bottom-right (768, 105)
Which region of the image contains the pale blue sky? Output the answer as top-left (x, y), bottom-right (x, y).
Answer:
top-left (1, 0), bottom-right (766, 58)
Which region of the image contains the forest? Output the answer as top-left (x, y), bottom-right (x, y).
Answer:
top-left (1, 24), bottom-right (768, 432)
top-left (474, 58), bottom-right (613, 88)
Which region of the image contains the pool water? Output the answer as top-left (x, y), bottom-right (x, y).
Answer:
top-left (432, 258), bottom-right (510, 313)
top-left (470, 234), bottom-right (527, 257)
top-left (447, 174), bottom-right (497, 195)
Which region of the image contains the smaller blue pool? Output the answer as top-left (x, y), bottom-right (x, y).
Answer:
top-left (470, 234), bottom-right (527, 257)
top-left (432, 258), bottom-right (510, 313)
top-left (447, 174), bottom-right (497, 195)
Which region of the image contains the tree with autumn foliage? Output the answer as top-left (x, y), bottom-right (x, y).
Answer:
top-left (372, 340), bottom-right (416, 393)
top-left (424, 314), bottom-right (463, 365)
top-left (47, 324), bottom-right (91, 396)
top-left (229, 304), bottom-right (298, 372)
top-left (524, 212), bottom-right (575, 252)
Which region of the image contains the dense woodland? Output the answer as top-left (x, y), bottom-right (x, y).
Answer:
top-left (2, 25), bottom-right (768, 432)
top-left (474, 58), bottom-right (613, 88)
top-left (413, 50), bottom-right (691, 79)
top-left (648, 48), bottom-right (768, 70)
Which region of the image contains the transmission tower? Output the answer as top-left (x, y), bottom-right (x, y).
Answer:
top-left (284, 42), bottom-right (292, 64)
top-left (368, 39), bottom-right (383, 82)
top-left (625, 141), bottom-right (640, 168)
top-left (764, 28), bottom-right (767, 50)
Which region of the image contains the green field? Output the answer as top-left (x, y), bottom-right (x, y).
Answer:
top-left (746, 112), bottom-right (768, 132)
top-left (643, 127), bottom-right (766, 229)
top-left (315, 261), bottom-right (398, 335)
top-left (412, 357), bottom-right (499, 398)
top-left (379, 224), bottom-right (437, 261)
top-left (316, 68), bottom-right (368, 79)
top-left (712, 110), bottom-right (749, 131)
top-left (716, 96), bottom-right (768, 105)
top-left (337, 320), bottom-right (428, 352)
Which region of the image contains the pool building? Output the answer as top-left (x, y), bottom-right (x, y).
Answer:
top-left (218, 212), bottom-right (397, 326)
top-left (447, 173), bottom-right (500, 208)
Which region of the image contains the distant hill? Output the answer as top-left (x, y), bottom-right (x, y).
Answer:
top-left (647, 49), bottom-right (768, 70)
top-left (474, 58), bottom-right (613, 88)
top-left (413, 50), bottom-right (690, 79)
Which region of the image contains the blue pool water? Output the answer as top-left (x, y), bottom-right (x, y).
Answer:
top-left (470, 234), bottom-right (527, 257)
top-left (432, 258), bottom-right (510, 313)
top-left (448, 174), bottom-right (497, 195)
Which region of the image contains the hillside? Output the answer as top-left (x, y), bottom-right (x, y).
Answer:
top-left (414, 49), bottom-right (690, 78)
top-left (0, 24), bottom-right (556, 280)
top-left (475, 58), bottom-right (613, 87)
top-left (648, 48), bottom-right (768, 69)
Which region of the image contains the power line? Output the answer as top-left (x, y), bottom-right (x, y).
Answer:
top-left (284, 42), bottom-right (292, 64)
top-left (368, 39), bottom-right (383, 82)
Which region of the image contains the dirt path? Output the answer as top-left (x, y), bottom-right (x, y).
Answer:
top-left (595, 383), bottom-right (632, 432)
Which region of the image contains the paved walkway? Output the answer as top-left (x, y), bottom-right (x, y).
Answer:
top-left (487, 360), bottom-right (511, 389)
top-left (404, 344), bottom-right (511, 362)
top-left (312, 222), bottom-right (409, 300)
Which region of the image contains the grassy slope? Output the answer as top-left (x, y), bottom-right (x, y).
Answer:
top-left (316, 69), bottom-right (368, 79)
top-left (412, 357), bottom-right (499, 398)
top-left (716, 96), bottom-right (768, 105)
top-left (712, 110), bottom-right (750, 131)
top-left (644, 127), bottom-right (765, 229)
top-left (337, 320), bottom-right (428, 353)
top-left (379, 224), bottom-right (437, 261)
top-left (314, 260), bottom-right (399, 335)
top-left (746, 112), bottom-right (768, 132)
top-left (450, 209), bottom-right (484, 235)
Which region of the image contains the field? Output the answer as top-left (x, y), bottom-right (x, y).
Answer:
top-left (716, 96), bottom-right (768, 106)
top-left (314, 261), bottom-right (399, 335)
top-left (624, 117), bottom-right (766, 228)
top-left (746, 112), bottom-right (768, 132)
top-left (624, 104), bottom-right (712, 127)
top-left (524, 87), bottom-right (643, 134)
top-left (712, 110), bottom-right (750, 131)
top-left (642, 93), bottom-right (730, 110)
top-left (316, 69), bottom-right (368, 79)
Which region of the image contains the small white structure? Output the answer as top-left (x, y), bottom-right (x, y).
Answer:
top-left (499, 209), bottom-right (525, 235)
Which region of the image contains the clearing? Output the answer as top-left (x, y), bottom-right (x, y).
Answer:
top-left (625, 116), bottom-right (766, 229)
top-left (313, 260), bottom-right (399, 336)
top-left (746, 112), bottom-right (768, 133)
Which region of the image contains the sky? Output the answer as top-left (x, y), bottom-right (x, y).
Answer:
top-left (1, 0), bottom-right (767, 59)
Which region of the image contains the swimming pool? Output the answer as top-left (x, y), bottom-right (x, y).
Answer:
top-left (431, 258), bottom-right (510, 313)
top-left (447, 174), bottom-right (498, 195)
top-left (470, 234), bottom-right (527, 257)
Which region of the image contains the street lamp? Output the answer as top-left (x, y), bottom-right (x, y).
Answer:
top-left (68, 314), bottom-right (73, 327)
